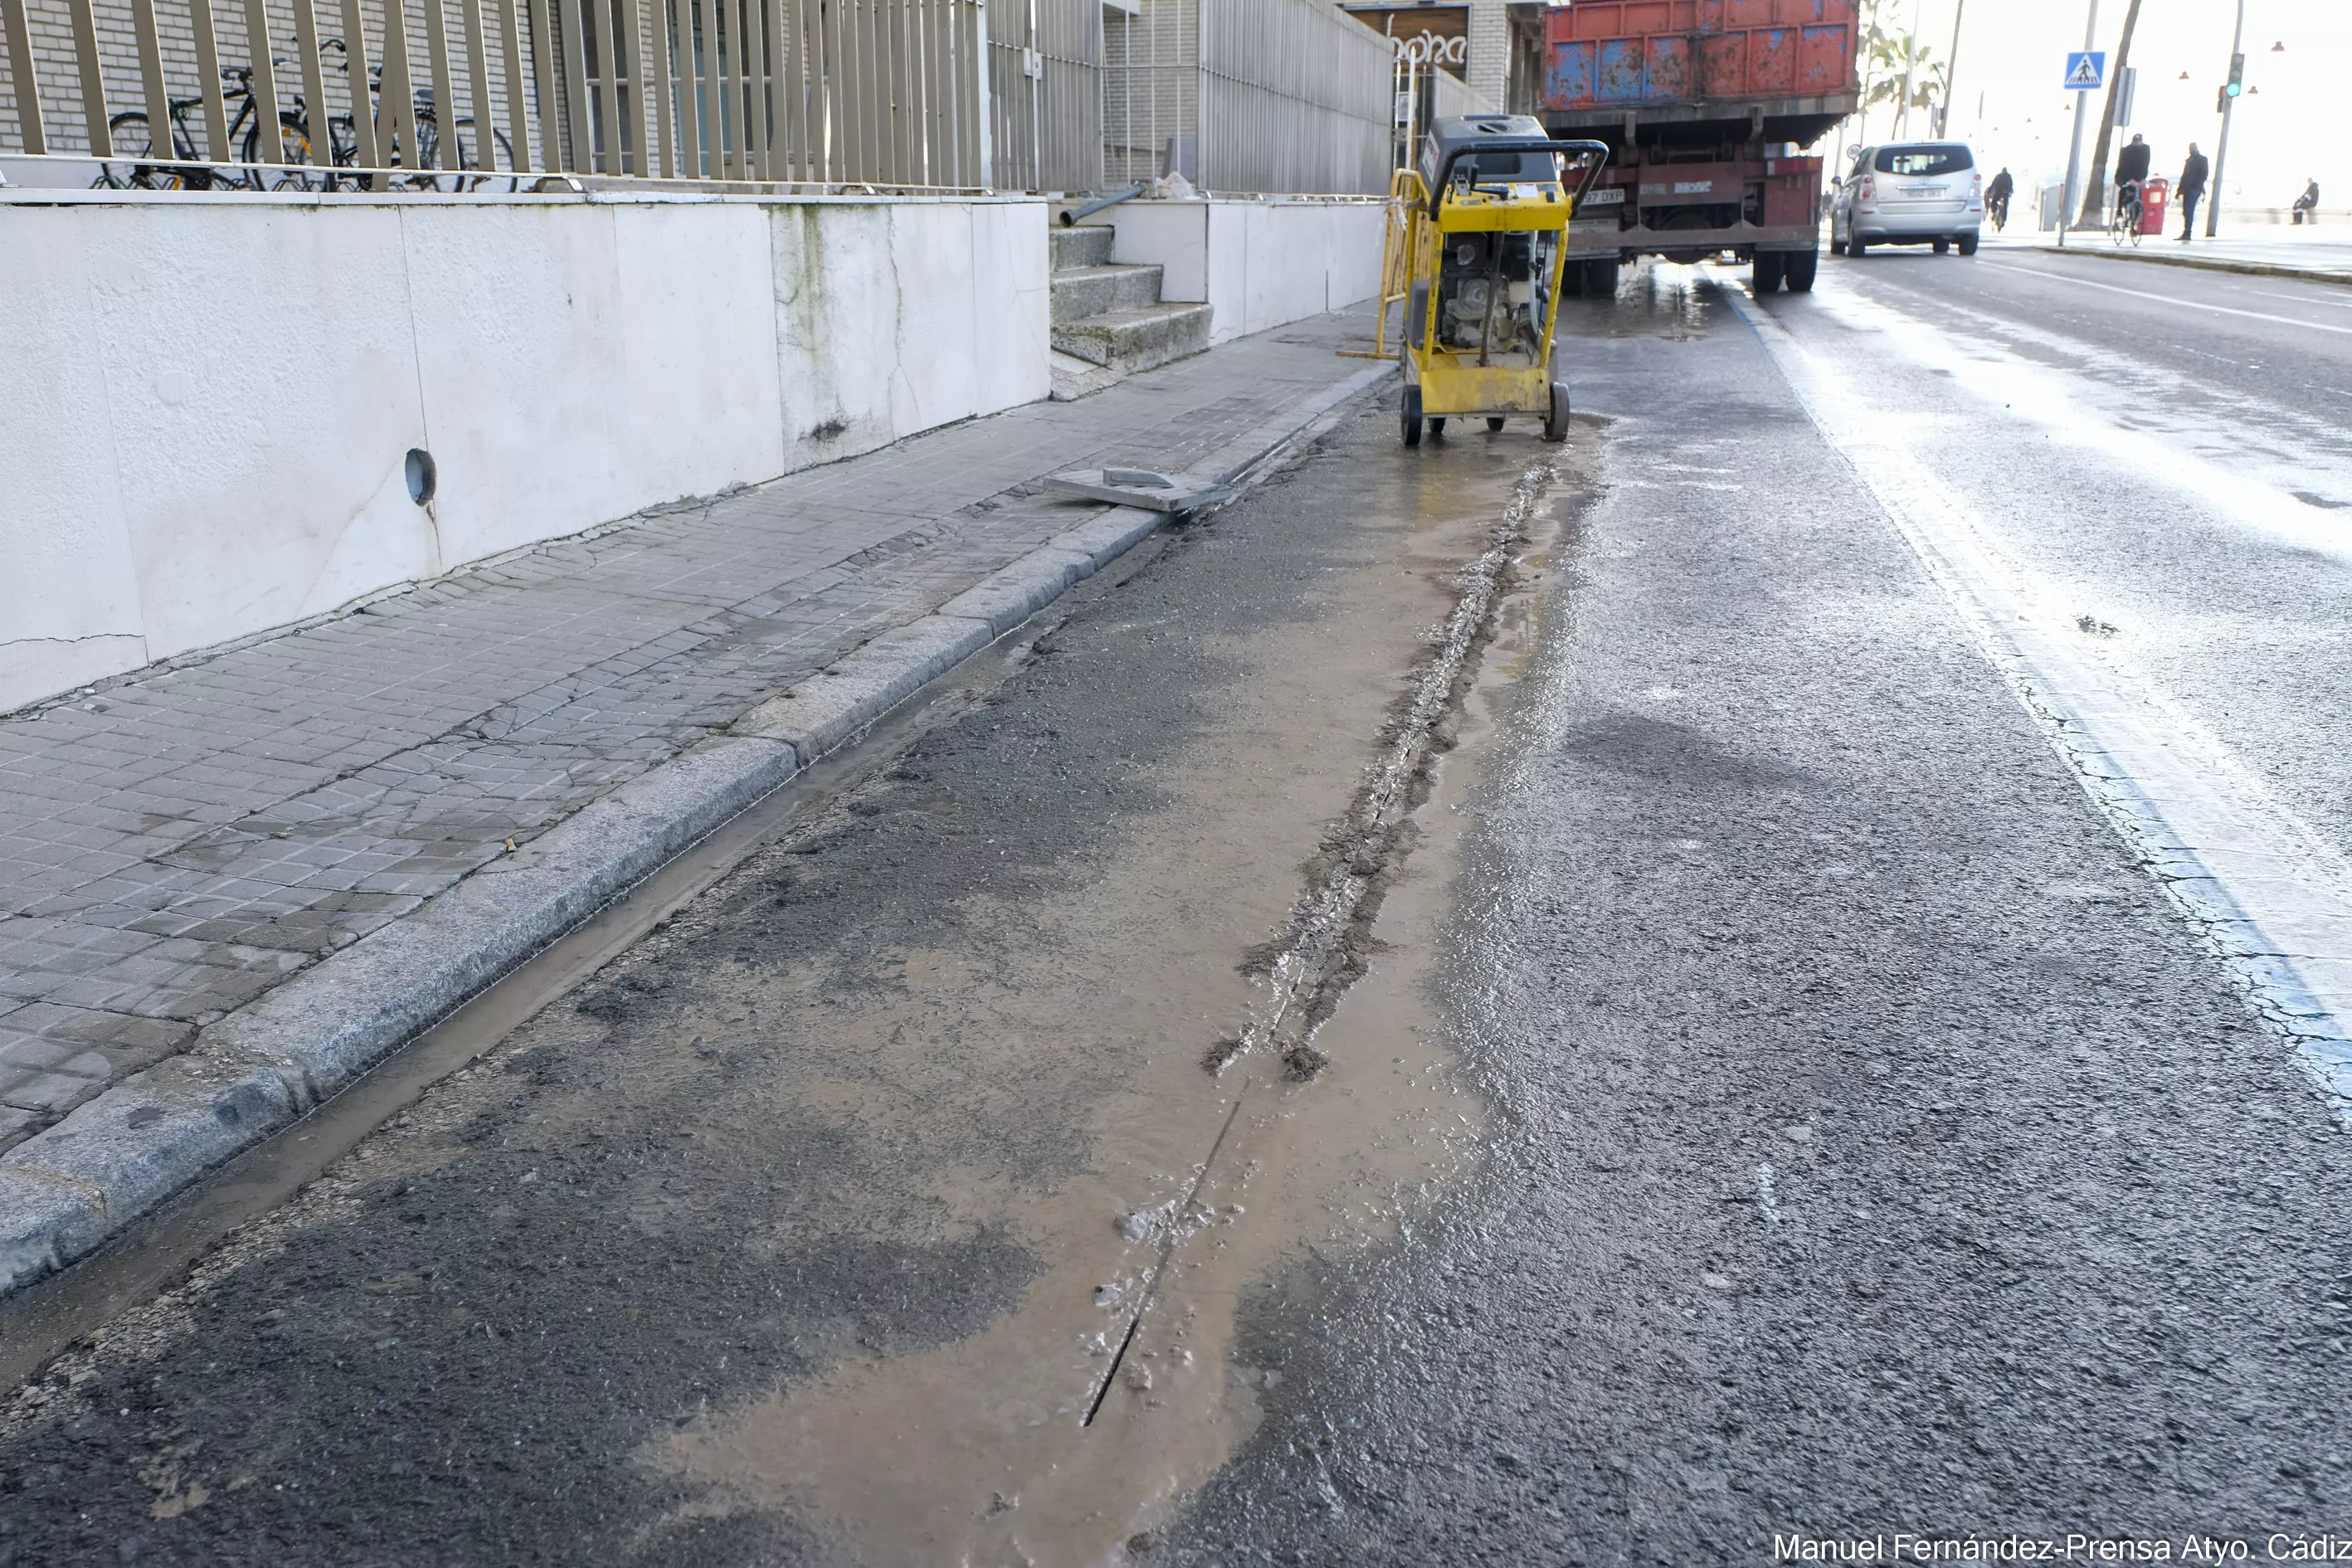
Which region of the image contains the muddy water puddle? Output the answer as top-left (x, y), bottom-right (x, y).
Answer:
top-left (651, 444), bottom-right (1580, 1565)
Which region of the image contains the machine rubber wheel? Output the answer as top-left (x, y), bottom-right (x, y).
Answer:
top-left (1585, 257), bottom-right (1620, 296)
top-left (1542, 382), bottom-right (1570, 444)
top-left (1401, 384), bottom-right (1422, 448)
top-left (1933, 237), bottom-right (1950, 255)
top-left (1428, 417), bottom-right (1447, 438)
top-left (1486, 416), bottom-right (1506, 433)
top-left (1957, 233), bottom-right (1979, 256)
top-left (1785, 247), bottom-right (1819, 293)
top-left (1752, 251), bottom-right (1786, 292)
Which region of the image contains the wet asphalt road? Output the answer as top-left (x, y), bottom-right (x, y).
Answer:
top-left (7, 255), bottom-right (2352, 1566)
top-left (1759, 246), bottom-right (2352, 852)
top-left (1171, 261), bottom-right (2352, 1562)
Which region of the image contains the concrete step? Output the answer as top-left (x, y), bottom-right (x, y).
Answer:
top-left (1049, 348), bottom-right (1129, 402)
top-left (1050, 301), bottom-right (1215, 373)
top-left (1049, 223), bottom-right (1117, 270)
top-left (1049, 263), bottom-right (1166, 327)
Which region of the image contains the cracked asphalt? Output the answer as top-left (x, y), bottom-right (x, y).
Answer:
top-left (6, 254), bottom-right (2352, 1566)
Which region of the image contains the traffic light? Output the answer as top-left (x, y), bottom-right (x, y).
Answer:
top-left (2225, 52), bottom-right (2244, 97)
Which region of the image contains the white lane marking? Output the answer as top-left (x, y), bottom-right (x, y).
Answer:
top-left (2251, 289), bottom-right (2352, 311)
top-left (1799, 285), bottom-right (2352, 554)
top-left (1989, 260), bottom-right (2352, 337)
top-left (1754, 1164), bottom-right (1782, 1227)
top-left (1727, 282), bottom-right (2352, 1122)
top-left (1831, 272), bottom-right (2352, 504)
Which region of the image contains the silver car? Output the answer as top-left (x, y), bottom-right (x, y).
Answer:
top-left (1830, 141), bottom-right (1984, 257)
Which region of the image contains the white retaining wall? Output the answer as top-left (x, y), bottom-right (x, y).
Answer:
top-left (0, 191), bottom-right (1051, 713)
top-left (1106, 198), bottom-right (1385, 345)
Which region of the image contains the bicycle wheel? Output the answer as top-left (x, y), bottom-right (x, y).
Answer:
top-left (398, 111), bottom-right (460, 191)
top-left (95, 111), bottom-right (183, 188)
top-left (241, 114), bottom-right (324, 190)
top-left (455, 120), bottom-right (519, 192)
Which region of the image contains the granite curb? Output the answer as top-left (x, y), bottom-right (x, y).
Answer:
top-left (0, 360), bottom-right (1393, 1301)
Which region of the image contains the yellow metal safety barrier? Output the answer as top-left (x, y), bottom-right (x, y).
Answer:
top-left (1336, 165), bottom-right (1426, 360)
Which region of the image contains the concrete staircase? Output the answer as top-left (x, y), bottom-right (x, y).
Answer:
top-left (1048, 224), bottom-right (1213, 400)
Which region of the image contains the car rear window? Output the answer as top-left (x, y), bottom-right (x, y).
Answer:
top-left (1875, 144), bottom-right (1973, 176)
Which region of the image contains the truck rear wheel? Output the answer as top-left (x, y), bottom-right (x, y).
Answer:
top-left (1543, 382), bottom-right (1570, 444)
top-left (1401, 384), bottom-right (1423, 448)
top-left (1785, 247), bottom-right (1819, 292)
top-left (1585, 257), bottom-right (1620, 296)
top-left (1752, 251), bottom-right (1786, 292)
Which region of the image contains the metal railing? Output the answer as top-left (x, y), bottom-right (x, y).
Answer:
top-left (981, 0), bottom-right (1093, 192)
top-left (1103, 0), bottom-right (1385, 196)
top-left (1198, 0), bottom-right (1382, 195)
top-left (0, 0), bottom-right (991, 188)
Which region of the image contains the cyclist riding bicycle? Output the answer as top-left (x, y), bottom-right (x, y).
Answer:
top-left (1985, 167), bottom-right (2014, 232)
top-left (2113, 178), bottom-right (2145, 236)
top-left (2112, 134), bottom-right (2153, 234)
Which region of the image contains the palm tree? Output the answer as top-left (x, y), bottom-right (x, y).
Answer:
top-left (2077, 0), bottom-right (2146, 226)
top-left (1857, 0), bottom-right (1949, 145)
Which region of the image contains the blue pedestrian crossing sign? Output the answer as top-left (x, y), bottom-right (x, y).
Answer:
top-left (2065, 51), bottom-right (2106, 90)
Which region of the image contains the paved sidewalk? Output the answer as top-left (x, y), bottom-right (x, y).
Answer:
top-left (2023, 227), bottom-right (2352, 286)
top-left (0, 309), bottom-right (1385, 1164)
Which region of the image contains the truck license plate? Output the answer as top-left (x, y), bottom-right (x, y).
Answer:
top-left (1580, 187), bottom-right (1625, 206)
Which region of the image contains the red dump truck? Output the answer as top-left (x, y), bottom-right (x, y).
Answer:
top-left (1540, 0), bottom-right (1859, 295)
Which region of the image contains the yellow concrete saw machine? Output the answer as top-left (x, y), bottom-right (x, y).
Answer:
top-left (1377, 115), bottom-right (1609, 447)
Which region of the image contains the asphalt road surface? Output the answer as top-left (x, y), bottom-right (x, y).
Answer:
top-left (4, 251), bottom-right (2350, 1567)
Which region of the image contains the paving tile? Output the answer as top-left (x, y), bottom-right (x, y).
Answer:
top-left (0, 1053), bottom-right (113, 1113)
top-left (0, 310), bottom-right (1376, 1115)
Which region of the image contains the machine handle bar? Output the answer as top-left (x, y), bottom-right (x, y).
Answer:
top-left (1428, 138), bottom-right (1612, 216)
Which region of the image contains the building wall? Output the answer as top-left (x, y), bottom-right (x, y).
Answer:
top-left (1462, 0), bottom-right (1507, 110)
top-left (1106, 195), bottom-right (1383, 343)
top-left (0, 190), bottom-right (1050, 713)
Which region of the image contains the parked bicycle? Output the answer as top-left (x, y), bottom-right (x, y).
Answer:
top-left (94, 41), bottom-right (515, 193)
top-left (95, 65), bottom-right (283, 189)
top-left (310, 42), bottom-right (518, 192)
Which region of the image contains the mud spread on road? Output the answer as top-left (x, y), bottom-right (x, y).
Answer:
top-left (0, 397), bottom-right (1596, 1567)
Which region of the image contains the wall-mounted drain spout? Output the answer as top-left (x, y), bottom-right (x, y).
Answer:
top-left (404, 448), bottom-right (438, 507)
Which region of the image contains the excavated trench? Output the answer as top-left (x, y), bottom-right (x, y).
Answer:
top-left (1210, 457), bottom-right (1557, 1084)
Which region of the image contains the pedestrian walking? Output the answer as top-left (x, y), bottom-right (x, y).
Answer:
top-left (2178, 144), bottom-right (2209, 240)
top-left (2293, 179), bottom-right (2321, 226)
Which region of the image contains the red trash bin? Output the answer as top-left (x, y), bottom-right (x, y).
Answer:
top-left (2139, 177), bottom-right (2170, 236)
